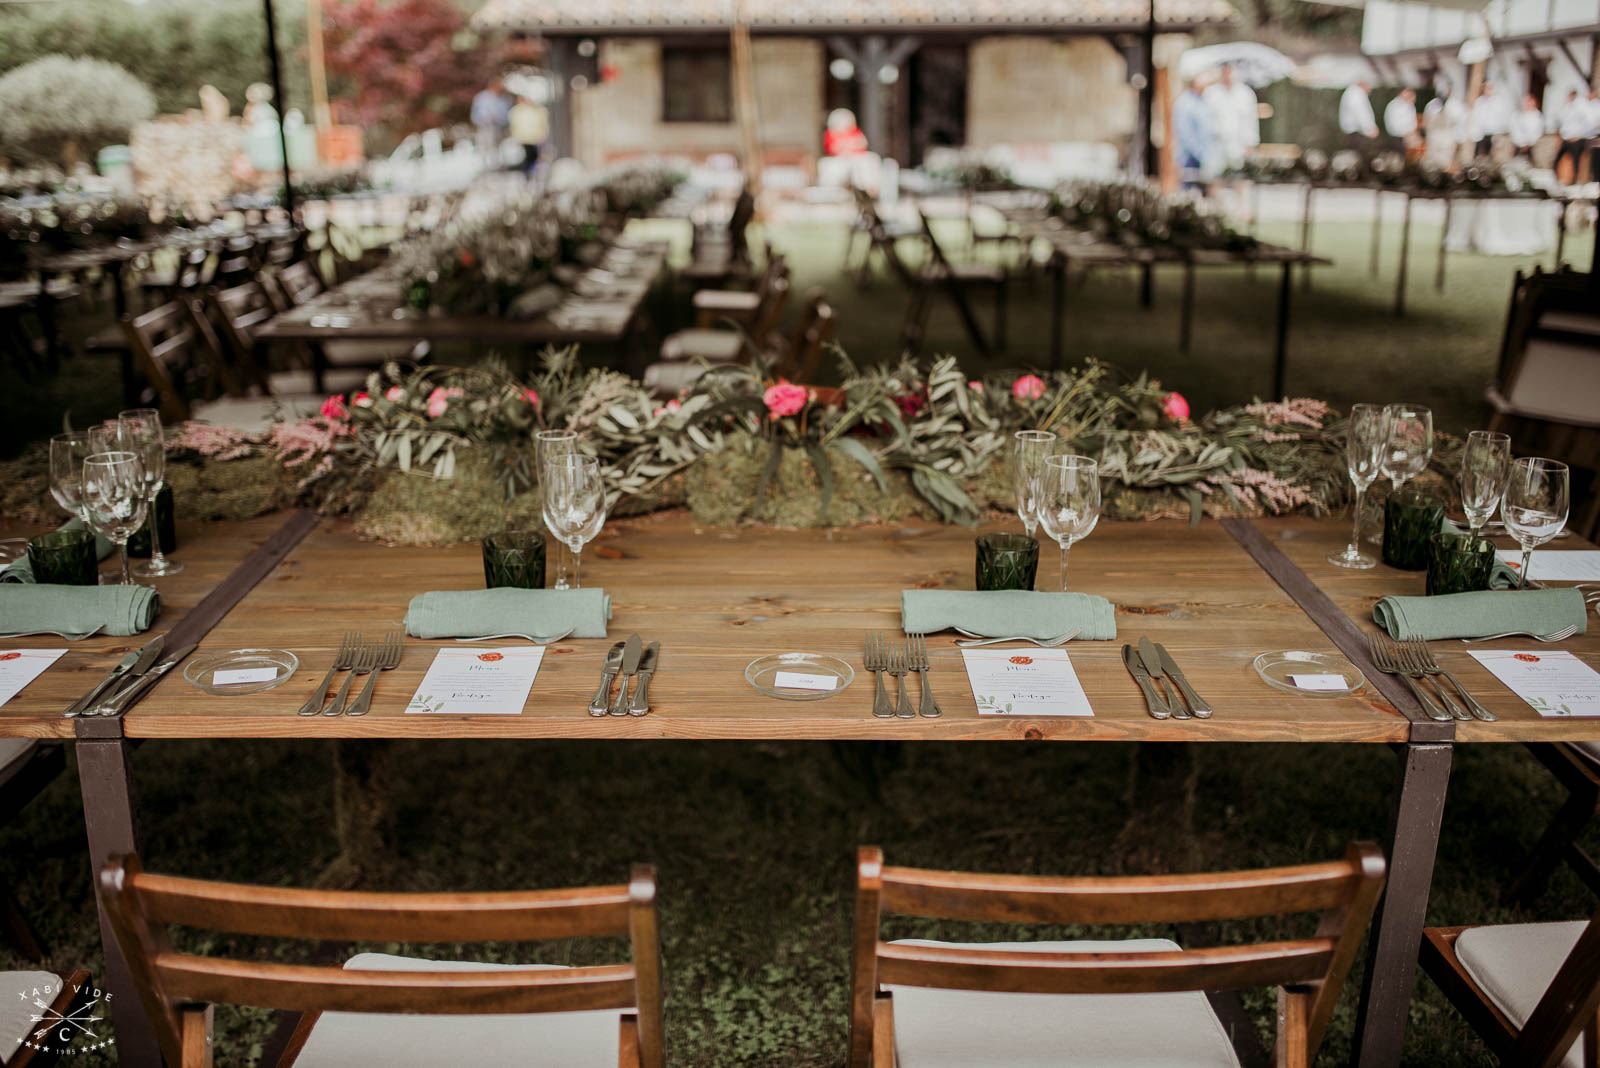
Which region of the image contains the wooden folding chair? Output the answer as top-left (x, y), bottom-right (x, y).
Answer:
top-left (914, 211), bottom-right (1007, 356)
top-left (120, 299), bottom-right (237, 423)
top-left (203, 280), bottom-right (277, 395)
top-left (138, 241), bottom-right (216, 310)
top-left (849, 843), bottom-right (1385, 1068)
top-left (684, 187), bottom-right (755, 288)
top-left (693, 252), bottom-right (786, 329)
top-left (846, 187), bottom-right (923, 284)
top-left (1421, 903), bottom-right (1600, 1067)
top-left (657, 273), bottom-right (790, 366)
top-left (2, 968), bottom-right (94, 1067)
top-left (775, 290), bottom-right (836, 384)
top-left (265, 260), bottom-right (325, 313)
top-left (1509, 743), bottom-right (1600, 907)
top-left (99, 854), bottom-right (664, 1068)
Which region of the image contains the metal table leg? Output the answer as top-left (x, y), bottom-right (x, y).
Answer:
top-left (1394, 195), bottom-right (1413, 317)
top-left (1436, 198), bottom-right (1451, 292)
top-left (1352, 741), bottom-right (1454, 1068)
top-left (1272, 262), bottom-right (1291, 400)
top-left (1370, 188), bottom-right (1383, 277)
top-left (1299, 184), bottom-right (1315, 290)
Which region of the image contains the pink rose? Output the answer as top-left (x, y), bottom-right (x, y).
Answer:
top-left (352, 391), bottom-right (373, 408)
top-left (666, 398), bottom-right (681, 413)
top-left (384, 386), bottom-right (405, 402)
top-left (319, 395), bottom-right (348, 420)
top-left (763, 381), bottom-right (808, 419)
top-left (968, 381), bottom-right (984, 392)
top-left (425, 386), bottom-right (463, 419)
top-left (523, 388), bottom-right (540, 407)
top-left (1163, 391), bottom-right (1191, 422)
top-left (1011, 374), bottom-right (1046, 401)
top-left (653, 406), bottom-right (666, 418)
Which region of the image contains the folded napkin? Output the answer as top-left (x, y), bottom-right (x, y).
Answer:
top-left (901, 590), bottom-right (1117, 641)
top-left (0, 584), bottom-right (162, 638)
top-left (1373, 587), bottom-right (1588, 642)
top-left (404, 588), bottom-right (612, 640)
top-left (1, 519), bottom-right (114, 584)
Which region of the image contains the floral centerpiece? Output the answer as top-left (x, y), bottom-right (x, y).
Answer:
top-left (1049, 181), bottom-right (1258, 254)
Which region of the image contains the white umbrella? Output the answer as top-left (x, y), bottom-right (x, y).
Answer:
top-left (1177, 42), bottom-right (1296, 87)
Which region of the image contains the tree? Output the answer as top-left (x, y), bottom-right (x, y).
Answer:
top-left (0, 55), bottom-right (156, 166)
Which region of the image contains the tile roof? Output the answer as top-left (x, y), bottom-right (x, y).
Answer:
top-left (473, 0), bottom-right (1238, 33)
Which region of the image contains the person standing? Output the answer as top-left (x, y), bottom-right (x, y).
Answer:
top-left (1203, 63), bottom-right (1259, 170)
top-left (509, 95), bottom-right (549, 179)
top-left (1555, 90), bottom-right (1588, 180)
top-left (1509, 93), bottom-right (1545, 159)
top-left (1384, 88), bottom-right (1419, 155)
top-left (1174, 74), bottom-right (1218, 193)
top-left (1423, 85), bottom-right (1467, 167)
top-left (471, 77), bottom-right (512, 168)
top-left (1469, 82), bottom-right (1511, 157)
top-left (1340, 79), bottom-right (1380, 155)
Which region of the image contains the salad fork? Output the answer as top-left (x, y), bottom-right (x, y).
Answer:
top-left (864, 632), bottom-right (893, 718)
top-left (322, 639), bottom-right (376, 717)
top-left (1396, 641), bottom-right (1469, 721)
top-left (907, 633), bottom-right (941, 718)
top-left (298, 632), bottom-right (358, 716)
top-left (346, 631), bottom-right (403, 717)
top-left (1462, 625), bottom-right (1579, 643)
top-left (1403, 639), bottom-right (1495, 722)
top-left (887, 639), bottom-right (915, 720)
top-left (955, 628), bottom-right (1080, 648)
top-left (1367, 633), bottom-right (1450, 722)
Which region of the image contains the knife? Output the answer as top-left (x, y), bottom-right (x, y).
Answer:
top-left (1139, 636), bottom-right (1190, 720)
top-left (607, 635), bottom-right (644, 717)
top-left (1154, 641), bottom-right (1212, 719)
top-left (588, 641), bottom-right (626, 717)
top-left (94, 643), bottom-right (196, 717)
top-left (628, 642), bottom-right (659, 716)
top-left (63, 635), bottom-right (163, 718)
top-left (1123, 643), bottom-right (1172, 720)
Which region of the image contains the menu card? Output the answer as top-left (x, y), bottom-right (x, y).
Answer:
top-left (1496, 550), bottom-right (1600, 582)
top-left (1467, 650), bottom-right (1600, 717)
top-left (961, 648), bottom-right (1093, 717)
top-left (0, 649), bottom-right (66, 708)
top-left (404, 647), bottom-right (545, 715)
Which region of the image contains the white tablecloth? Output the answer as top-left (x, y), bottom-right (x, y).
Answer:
top-left (1444, 198), bottom-right (1556, 256)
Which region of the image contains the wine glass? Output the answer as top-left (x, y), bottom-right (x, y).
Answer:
top-left (118, 408), bottom-right (184, 577)
top-left (1011, 430), bottom-right (1056, 537)
top-left (1328, 404), bottom-right (1387, 569)
top-left (1380, 403), bottom-right (1433, 494)
top-left (1502, 458), bottom-right (1569, 588)
top-left (81, 452), bottom-right (149, 587)
top-left (1036, 454), bottom-right (1100, 592)
top-left (49, 433), bottom-right (91, 521)
top-left (541, 454), bottom-right (606, 590)
top-left (536, 429), bottom-right (581, 589)
top-left (1459, 430), bottom-right (1510, 538)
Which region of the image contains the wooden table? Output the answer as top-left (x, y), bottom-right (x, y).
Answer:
top-left (3, 509), bottom-right (1596, 1066)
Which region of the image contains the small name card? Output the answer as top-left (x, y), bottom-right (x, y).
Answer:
top-left (773, 671), bottom-right (837, 691)
top-left (0, 649), bottom-right (66, 708)
top-left (405, 647), bottom-right (545, 715)
top-left (212, 666), bottom-right (280, 686)
top-left (961, 648), bottom-right (1093, 717)
top-left (1468, 650), bottom-right (1600, 717)
top-left (1291, 674), bottom-right (1350, 692)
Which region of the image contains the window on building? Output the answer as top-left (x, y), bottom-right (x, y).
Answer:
top-left (661, 44), bottom-right (733, 123)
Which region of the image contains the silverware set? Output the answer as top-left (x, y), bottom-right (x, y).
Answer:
top-left (864, 632), bottom-right (940, 718)
top-left (298, 630), bottom-right (403, 717)
top-left (1368, 634), bottom-right (1495, 722)
top-left (1121, 636), bottom-right (1212, 720)
top-left (590, 633), bottom-right (658, 716)
top-left (62, 634), bottom-right (197, 718)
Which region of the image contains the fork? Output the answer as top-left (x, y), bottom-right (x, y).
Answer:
top-left (1395, 641), bottom-right (1469, 721)
top-left (907, 633), bottom-right (942, 718)
top-left (322, 638), bottom-right (376, 716)
top-left (887, 638), bottom-right (916, 720)
top-left (1462, 625), bottom-right (1579, 643)
top-left (1367, 633), bottom-right (1450, 722)
top-left (865, 632), bottom-right (894, 718)
top-left (954, 628), bottom-right (1081, 648)
top-left (346, 631), bottom-right (402, 717)
top-left (299, 632), bottom-right (358, 716)
top-left (1404, 639), bottom-right (1496, 723)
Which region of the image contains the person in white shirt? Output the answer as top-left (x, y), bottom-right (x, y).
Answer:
top-left (1469, 82), bottom-right (1511, 157)
top-left (1340, 80), bottom-right (1380, 154)
top-left (1509, 93), bottom-right (1544, 157)
top-left (1384, 88), bottom-right (1419, 155)
top-left (1202, 63), bottom-right (1260, 169)
top-left (1423, 86), bottom-right (1466, 168)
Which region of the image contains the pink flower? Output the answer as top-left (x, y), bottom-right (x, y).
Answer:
top-left (384, 386), bottom-right (405, 402)
top-left (666, 398), bottom-right (681, 413)
top-left (1163, 391), bottom-right (1191, 423)
top-left (523, 388), bottom-right (540, 407)
top-left (1011, 374), bottom-right (1046, 401)
top-left (319, 395), bottom-right (348, 420)
top-left (968, 381), bottom-right (984, 392)
top-left (763, 381), bottom-right (808, 419)
top-left (352, 391), bottom-right (373, 408)
top-left (426, 386), bottom-right (464, 419)
top-left (653, 406), bottom-right (666, 417)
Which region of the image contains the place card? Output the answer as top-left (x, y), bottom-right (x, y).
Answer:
top-left (1496, 550), bottom-right (1600, 582)
top-left (773, 670), bottom-right (837, 692)
top-left (0, 649), bottom-right (66, 708)
top-left (1467, 650), bottom-right (1600, 717)
top-left (960, 648), bottom-right (1093, 717)
top-left (404, 647), bottom-right (545, 715)
top-left (212, 666), bottom-right (280, 686)
top-left (1291, 674), bottom-right (1351, 692)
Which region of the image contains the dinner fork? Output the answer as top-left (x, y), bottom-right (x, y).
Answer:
top-left (954, 628), bottom-right (1081, 648)
top-left (1403, 638), bottom-right (1496, 722)
top-left (864, 632), bottom-right (893, 718)
top-left (1395, 641), bottom-right (1469, 721)
top-left (322, 638), bottom-right (376, 717)
top-left (1367, 633), bottom-right (1450, 722)
top-left (887, 638), bottom-right (916, 720)
top-left (298, 631), bottom-right (358, 716)
top-left (907, 633), bottom-right (941, 719)
top-left (1461, 625), bottom-right (1579, 643)
top-left (346, 631), bottom-right (402, 717)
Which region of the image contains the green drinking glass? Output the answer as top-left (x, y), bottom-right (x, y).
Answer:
top-left (27, 528), bottom-right (98, 586)
top-left (976, 533), bottom-right (1040, 591)
top-left (483, 530), bottom-right (547, 589)
top-left (1426, 531), bottom-right (1497, 596)
top-left (1381, 490), bottom-right (1444, 571)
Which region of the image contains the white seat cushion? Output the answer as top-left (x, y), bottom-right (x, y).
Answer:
top-left (886, 939), bottom-right (1241, 1067)
top-left (1456, 922), bottom-right (1589, 1068)
top-left (0, 970), bottom-right (70, 1058)
top-left (290, 952), bottom-right (622, 1067)
top-left (659, 329), bottom-right (744, 363)
top-left (0, 738), bottom-right (36, 778)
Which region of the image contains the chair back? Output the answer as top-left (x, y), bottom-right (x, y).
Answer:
top-left (917, 210), bottom-right (956, 275)
top-left (203, 280), bottom-right (277, 394)
top-left (214, 236), bottom-right (256, 289)
top-left (778, 291), bottom-right (835, 383)
top-left (99, 854), bottom-right (664, 1068)
top-left (120, 299), bottom-right (235, 422)
top-left (1491, 267), bottom-right (1600, 429)
top-left (749, 273), bottom-right (791, 349)
top-left (272, 260), bottom-right (325, 310)
top-left (849, 843), bottom-right (1385, 1068)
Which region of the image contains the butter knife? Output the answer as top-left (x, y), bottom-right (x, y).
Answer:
top-left (1139, 636), bottom-right (1189, 720)
top-left (1154, 642), bottom-right (1212, 719)
top-left (64, 635), bottom-right (162, 718)
top-left (607, 635), bottom-right (643, 717)
top-left (1123, 643), bottom-right (1171, 720)
top-left (94, 643), bottom-right (196, 717)
top-left (588, 641), bottom-right (626, 717)
top-left (628, 642), bottom-right (659, 716)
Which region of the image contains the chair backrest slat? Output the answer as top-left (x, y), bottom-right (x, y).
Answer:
top-left (121, 299), bottom-right (234, 422)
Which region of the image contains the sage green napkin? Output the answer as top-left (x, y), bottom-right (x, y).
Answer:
top-left (404, 589), bottom-right (612, 640)
top-left (1373, 587), bottom-right (1588, 642)
top-left (0, 584), bottom-right (161, 638)
top-left (901, 590), bottom-right (1116, 641)
top-left (1, 519), bottom-right (114, 584)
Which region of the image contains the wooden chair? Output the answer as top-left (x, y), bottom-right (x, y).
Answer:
top-left (2, 968), bottom-right (93, 1067)
top-left (120, 299), bottom-right (237, 423)
top-left (1509, 743), bottom-right (1600, 907)
top-left (139, 241), bottom-right (216, 309)
top-left (774, 290), bottom-right (836, 384)
top-left (657, 271), bottom-right (790, 367)
top-left (266, 260), bottom-right (324, 313)
top-left (845, 187), bottom-right (924, 284)
top-left (911, 210), bottom-right (1007, 356)
top-left (849, 843), bottom-right (1385, 1068)
top-left (692, 252), bottom-right (785, 329)
top-left (99, 854), bottom-right (664, 1068)
top-left (213, 236), bottom-right (257, 290)
top-left (202, 281), bottom-right (277, 395)
top-left (1420, 904), bottom-right (1600, 1067)
top-left (683, 187), bottom-right (755, 288)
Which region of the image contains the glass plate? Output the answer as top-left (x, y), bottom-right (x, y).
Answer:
top-left (745, 652), bottom-right (855, 701)
top-left (183, 649), bottom-right (299, 695)
top-left (1253, 650), bottom-right (1364, 698)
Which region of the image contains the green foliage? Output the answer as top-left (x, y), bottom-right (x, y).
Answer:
top-left (0, 56), bottom-right (154, 161)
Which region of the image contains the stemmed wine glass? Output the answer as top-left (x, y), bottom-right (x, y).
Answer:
top-left (1459, 430), bottom-right (1510, 538)
top-left (49, 433), bottom-right (91, 521)
top-left (1502, 458), bottom-right (1569, 588)
top-left (1011, 430), bottom-right (1056, 538)
top-left (1036, 454), bottom-right (1101, 592)
top-left (536, 429), bottom-right (580, 589)
top-left (1328, 404), bottom-right (1387, 569)
top-left (1380, 403), bottom-right (1433, 495)
top-left (81, 452), bottom-right (149, 587)
top-left (118, 408), bottom-right (184, 577)
top-left (541, 454), bottom-right (606, 590)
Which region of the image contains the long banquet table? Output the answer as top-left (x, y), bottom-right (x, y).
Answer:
top-left (2, 507), bottom-right (1596, 1066)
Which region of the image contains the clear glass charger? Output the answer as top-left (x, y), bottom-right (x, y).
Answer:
top-left (745, 652), bottom-right (855, 701)
top-left (1252, 650), bottom-right (1364, 698)
top-left (183, 649), bottom-right (299, 695)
